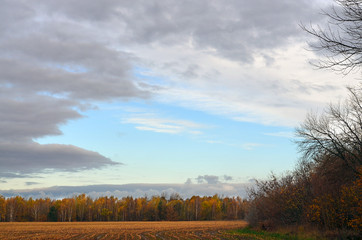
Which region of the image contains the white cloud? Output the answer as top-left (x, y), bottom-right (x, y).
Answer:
top-left (139, 43), bottom-right (359, 128)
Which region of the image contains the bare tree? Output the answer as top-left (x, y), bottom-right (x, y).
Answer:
top-left (302, 0), bottom-right (362, 74)
top-left (296, 86), bottom-right (362, 175)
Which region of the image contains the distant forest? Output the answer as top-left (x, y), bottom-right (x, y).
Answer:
top-left (0, 194), bottom-right (246, 222)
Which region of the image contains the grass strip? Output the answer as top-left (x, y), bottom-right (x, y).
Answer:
top-left (229, 227), bottom-right (316, 240)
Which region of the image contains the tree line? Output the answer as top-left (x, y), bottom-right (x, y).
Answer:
top-left (0, 194), bottom-right (247, 222)
top-left (245, 86), bottom-right (361, 233)
top-left (246, 1), bottom-right (361, 235)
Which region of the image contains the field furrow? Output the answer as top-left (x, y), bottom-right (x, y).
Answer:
top-left (0, 221), bottom-right (248, 240)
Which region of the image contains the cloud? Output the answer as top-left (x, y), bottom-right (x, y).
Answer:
top-left (0, 173), bottom-right (37, 179)
top-left (0, 93), bottom-right (119, 178)
top-left (186, 175), bottom-right (235, 185)
top-left (0, 96), bottom-right (80, 142)
top-left (0, 143), bottom-right (119, 177)
top-left (0, 57), bottom-right (145, 101)
top-left (39, 0), bottom-right (321, 63)
top-left (248, 178), bottom-right (257, 184)
top-left (0, 0), bottom-right (150, 177)
top-left (241, 143), bottom-right (263, 151)
top-left (223, 175), bottom-right (233, 181)
top-left (0, 183), bottom-right (250, 199)
top-left (25, 182), bottom-right (40, 186)
top-left (195, 175), bottom-right (234, 184)
top-left (0, 0), bottom-right (357, 181)
top-left (124, 113), bottom-right (204, 135)
top-left (264, 131), bottom-right (295, 138)
top-left (205, 140), bottom-right (223, 144)
top-left (185, 178), bottom-right (193, 184)
top-left (196, 175), bottom-right (220, 184)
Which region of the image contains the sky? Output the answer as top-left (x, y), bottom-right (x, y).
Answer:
top-left (0, 0), bottom-right (360, 198)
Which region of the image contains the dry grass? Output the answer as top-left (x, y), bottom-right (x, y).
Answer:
top-left (0, 220), bottom-right (248, 240)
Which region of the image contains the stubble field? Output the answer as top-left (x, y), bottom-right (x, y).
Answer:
top-left (0, 220), bottom-right (248, 240)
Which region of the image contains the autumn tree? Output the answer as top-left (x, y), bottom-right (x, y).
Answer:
top-left (75, 194), bottom-right (87, 221)
top-left (295, 86), bottom-right (362, 177)
top-left (0, 195), bottom-right (5, 222)
top-left (165, 199), bottom-right (182, 221)
top-left (0, 194), bottom-right (249, 222)
top-left (247, 72), bottom-right (361, 233)
top-left (6, 196), bottom-right (25, 222)
top-left (189, 196), bottom-right (201, 221)
top-left (297, 0), bottom-right (362, 231)
top-left (135, 197), bottom-right (147, 221)
top-left (28, 198), bottom-right (40, 221)
top-left (85, 195), bottom-right (93, 221)
top-left (58, 198), bottom-right (75, 222)
top-left (118, 196), bottom-right (136, 221)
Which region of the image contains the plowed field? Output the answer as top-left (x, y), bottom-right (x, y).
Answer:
top-left (0, 221), bottom-right (248, 239)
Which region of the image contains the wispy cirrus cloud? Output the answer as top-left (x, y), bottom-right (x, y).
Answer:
top-left (204, 139), bottom-right (263, 151)
top-left (264, 131), bottom-right (295, 138)
top-left (205, 140), bottom-right (223, 144)
top-left (123, 113), bottom-right (204, 135)
top-left (240, 143), bottom-right (263, 151)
